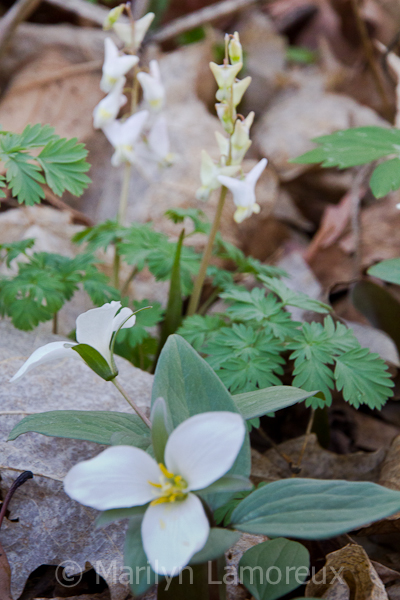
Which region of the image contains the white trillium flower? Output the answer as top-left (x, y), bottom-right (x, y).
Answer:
top-left (100, 38), bottom-right (139, 93)
top-left (113, 12), bottom-right (155, 51)
top-left (64, 411), bottom-right (246, 575)
top-left (137, 60), bottom-right (165, 111)
top-left (10, 301), bottom-right (135, 382)
top-left (196, 150), bottom-right (240, 201)
top-left (103, 110), bottom-right (149, 166)
top-left (93, 79), bottom-right (127, 129)
top-left (147, 115), bottom-right (174, 166)
top-left (218, 158), bottom-right (267, 223)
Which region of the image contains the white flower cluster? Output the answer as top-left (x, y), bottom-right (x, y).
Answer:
top-left (197, 32), bottom-right (267, 223)
top-left (93, 6), bottom-right (172, 168)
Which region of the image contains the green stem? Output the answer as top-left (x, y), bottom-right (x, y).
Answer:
top-left (113, 247), bottom-right (121, 290)
top-left (117, 162), bottom-right (132, 225)
top-left (112, 377), bottom-right (151, 429)
top-left (52, 311), bottom-right (58, 335)
top-left (187, 187), bottom-right (228, 316)
top-left (121, 265), bottom-right (138, 296)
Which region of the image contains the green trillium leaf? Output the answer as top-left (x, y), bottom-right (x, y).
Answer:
top-left (72, 343), bottom-right (116, 381)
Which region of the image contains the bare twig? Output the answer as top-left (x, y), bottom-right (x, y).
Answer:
top-left (152, 0), bottom-right (261, 43)
top-left (293, 409), bottom-right (315, 472)
top-left (45, 0), bottom-right (261, 44)
top-left (10, 59), bottom-right (103, 94)
top-left (0, 0), bottom-right (42, 56)
top-left (45, 0), bottom-right (129, 27)
top-left (44, 188), bottom-right (93, 226)
top-left (349, 164), bottom-right (372, 278)
top-left (350, 0), bottom-right (391, 115)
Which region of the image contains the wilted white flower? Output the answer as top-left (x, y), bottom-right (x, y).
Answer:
top-left (10, 302), bottom-right (135, 382)
top-left (93, 78), bottom-right (127, 129)
top-left (113, 12), bottom-right (155, 51)
top-left (64, 411), bottom-right (246, 575)
top-left (100, 37), bottom-right (138, 93)
top-left (103, 110), bottom-right (149, 166)
top-left (218, 158), bottom-right (267, 223)
top-left (196, 150), bottom-right (240, 200)
top-left (137, 60), bottom-right (165, 111)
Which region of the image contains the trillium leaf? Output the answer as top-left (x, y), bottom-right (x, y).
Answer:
top-left (72, 343), bottom-right (116, 381)
top-left (231, 479), bottom-right (400, 538)
top-left (8, 410), bottom-right (150, 447)
top-left (200, 475), bottom-right (253, 496)
top-left (189, 528), bottom-right (241, 565)
top-left (124, 516), bottom-right (158, 596)
top-left (152, 335), bottom-right (251, 506)
top-left (96, 505), bottom-right (147, 527)
top-left (151, 397), bottom-right (173, 463)
top-left (233, 386), bottom-right (317, 420)
top-left (239, 538), bottom-right (310, 600)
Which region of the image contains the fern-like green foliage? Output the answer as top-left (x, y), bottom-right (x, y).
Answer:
top-left (0, 252), bottom-right (117, 330)
top-left (291, 126), bottom-right (400, 198)
top-left (178, 280), bottom-right (394, 409)
top-left (0, 124), bottom-right (91, 205)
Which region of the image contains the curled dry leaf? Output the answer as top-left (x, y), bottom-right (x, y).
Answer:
top-left (306, 544), bottom-right (388, 600)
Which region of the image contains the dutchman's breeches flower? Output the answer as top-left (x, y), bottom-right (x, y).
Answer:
top-left (209, 62), bottom-right (242, 102)
top-left (112, 12), bottom-right (155, 51)
top-left (103, 110), bottom-right (149, 166)
top-left (196, 150), bottom-right (240, 201)
top-left (93, 79), bottom-right (127, 129)
top-left (100, 38), bottom-right (139, 93)
top-left (218, 158), bottom-right (267, 223)
top-left (10, 301), bottom-right (135, 382)
top-left (137, 60), bottom-right (165, 111)
top-left (64, 411), bottom-right (246, 575)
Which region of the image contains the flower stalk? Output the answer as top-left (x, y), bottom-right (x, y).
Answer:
top-left (112, 377), bottom-right (151, 428)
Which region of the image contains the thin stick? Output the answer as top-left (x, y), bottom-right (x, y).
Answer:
top-left (10, 60), bottom-right (102, 94)
top-left (52, 312), bottom-right (58, 335)
top-left (187, 187), bottom-right (228, 316)
top-left (294, 408), bottom-right (315, 471)
top-left (256, 427), bottom-right (294, 467)
top-left (350, 164), bottom-right (372, 279)
top-left (350, 0), bottom-right (391, 115)
top-left (151, 0), bottom-right (259, 44)
top-left (0, 471), bottom-right (33, 530)
top-left (112, 378), bottom-right (151, 428)
top-left (0, 465), bottom-right (63, 482)
top-left (0, 0), bottom-right (42, 57)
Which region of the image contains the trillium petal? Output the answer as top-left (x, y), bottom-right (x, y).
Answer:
top-left (165, 411), bottom-right (246, 491)
top-left (76, 301), bottom-right (123, 366)
top-left (112, 306), bottom-right (136, 332)
top-left (142, 493), bottom-right (209, 575)
top-left (10, 341), bottom-right (78, 382)
top-left (64, 446), bottom-right (159, 510)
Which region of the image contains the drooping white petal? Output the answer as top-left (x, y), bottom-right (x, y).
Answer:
top-left (64, 446), bottom-right (159, 510)
top-left (142, 493), bottom-right (209, 575)
top-left (101, 38), bottom-right (139, 93)
top-left (218, 174), bottom-right (252, 206)
top-left (165, 411), bottom-right (245, 491)
top-left (112, 306), bottom-right (136, 332)
top-left (10, 341), bottom-right (78, 382)
top-left (75, 301), bottom-right (124, 366)
top-left (93, 79), bottom-right (127, 129)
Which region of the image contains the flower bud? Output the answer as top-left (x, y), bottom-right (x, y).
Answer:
top-left (103, 4), bottom-right (125, 30)
top-left (233, 76), bottom-right (251, 107)
top-left (228, 32), bottom-right (243, 65)
top-left (216, 103), bottom-right (235, 134)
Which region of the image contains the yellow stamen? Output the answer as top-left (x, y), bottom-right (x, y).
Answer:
top-left (159, 463), bottom-right (174, 479)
